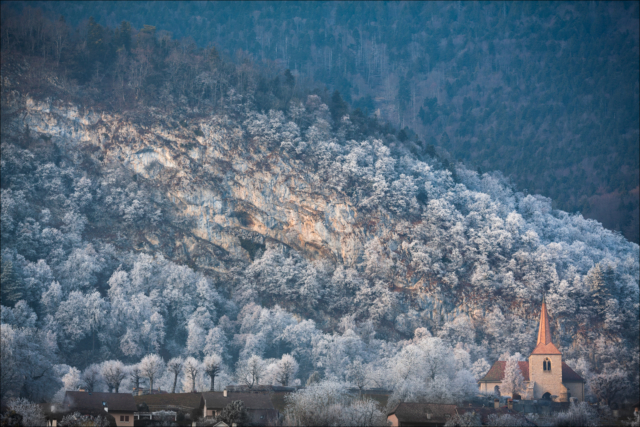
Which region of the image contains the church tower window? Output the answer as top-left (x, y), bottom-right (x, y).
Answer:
top-left (543, 357), bottom-right (551, 371)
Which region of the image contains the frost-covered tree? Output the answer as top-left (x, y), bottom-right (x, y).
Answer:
top-left (486, 413), bottom-right (532, 426)
top-left (590, 369), bottom-right (631, 406)
top-left (5, 398), bottom-right (46, 427)
top-left (203, 354), bottom-right (222, 391)
top-left (284, 380), bottom-right (386, 426)
top-left (551, 401), bottom-right (599, 427)
top-left (139, 354), bottom-right (165, 392)
top-left (60, 412), bottom-right (110, 427)
top-left (101, 360), bottom-right (127, 393)
top-left (444, 411), bottom-right (482, 427)
top-left (81, 364), bottom-right (104, 392)
top-left (236, 355), bottom-right (265, 389)
top-left (0, 323), bottom-right (60, 401)
top-left (500, 356), bottom-right (525, 398)
top-left (166, 357), bottom-right (183, 393)
top-left (218, 400), bottom-right (249, 427)
top-left (182, 357), bottom-right (200, 392)
top-left (275, 354), bottom-right (299, 387)
top-left (471, 358), bottom-right (491, 381)
top-left (129, 364), bottom-right (142, 391)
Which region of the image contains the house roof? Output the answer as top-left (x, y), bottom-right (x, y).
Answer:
top-left (387, 402), bottom-right (457, 423)
top-left (201, 392), bottom-right (275, 411)
top-left (479, 361), bottom-right (583, 383)
top-left (480, 361), bottom-right (531, 382)
top-left (560, 363), bottom-right (584, 382)
top-left (134, 393), bottom-right (203, 411)
top-left (532, 299), bottom-right (562, 355)
top-left (63, 391), bottom-right (137, 413)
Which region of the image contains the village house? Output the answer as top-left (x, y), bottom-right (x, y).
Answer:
top-left (60, 391), bottom-right (137, 427)
top-left (134, 392), bottom-right (203, 422)
top-left (478, 299), bottom-right (585, 401)
top-left (201, 389), bottom-right (279, 426)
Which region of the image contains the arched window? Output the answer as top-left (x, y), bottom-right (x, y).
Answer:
top-left (494, 385), bottom-right (500, 396)
top-left (543, 358), bottom-right (551, 371)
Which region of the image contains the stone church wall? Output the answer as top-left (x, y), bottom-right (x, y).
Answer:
top-left (529, 354), bottom-right (563, 399)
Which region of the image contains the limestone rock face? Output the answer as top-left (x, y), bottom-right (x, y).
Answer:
top-left (16, 97), bottom-right (373, 271)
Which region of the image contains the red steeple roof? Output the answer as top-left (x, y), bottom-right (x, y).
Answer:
top-left (531, 297), bottom-right (562, 355)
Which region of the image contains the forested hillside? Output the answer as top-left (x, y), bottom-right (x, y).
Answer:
top-left (1, 7), bottom-right (638, 411)
top-left (5, 1), bottom-right (638, 243)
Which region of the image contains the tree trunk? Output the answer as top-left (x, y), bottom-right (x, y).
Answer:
top-left (172, 373), bottom-right (178, 393)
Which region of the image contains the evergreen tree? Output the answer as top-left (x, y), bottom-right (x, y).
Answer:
top-left (330, 90), bottom-right (348, 125)
top-left (114, 21), bottom-right (132, 52)
top-left (1, 260), bottom-right (23, 307)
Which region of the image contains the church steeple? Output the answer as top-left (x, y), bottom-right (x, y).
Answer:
top-left (531, 296), bottom-right (562, 355)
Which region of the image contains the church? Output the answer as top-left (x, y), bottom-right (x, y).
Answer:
top-left (478, 299), bottom-right (585, 402)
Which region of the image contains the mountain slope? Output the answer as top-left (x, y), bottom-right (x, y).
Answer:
top-left (1, 18), bottom-right (638, 404)
top-left (9, 0), bottom-right (639, 242)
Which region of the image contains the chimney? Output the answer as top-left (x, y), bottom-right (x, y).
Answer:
top-left (494, 399), bottom-right (500, 409)
top-left (223, 389), bottom-right (228, 397)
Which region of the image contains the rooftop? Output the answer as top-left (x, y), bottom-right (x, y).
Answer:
top-left (134, 393), bottom-right (203, 411)
top-left (63, 391), bottom-right (137, 413)
top-left (201, 392), bottom-right (276, 411)
top-left (479, 361), bottom-right (583, 383)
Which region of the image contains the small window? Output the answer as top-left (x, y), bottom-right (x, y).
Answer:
top-left (120, 416), bottom-right (124, 421)
top-left (544, 358), bottom-right (551, 371)
top-left (102, 401), bottom-right (107, 406)
top-left (125, 415), bottom-right (129, 422)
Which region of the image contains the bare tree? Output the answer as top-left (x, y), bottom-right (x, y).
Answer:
top-left (183, 357), bottom-right (200, 392)
top-left (203, 354), bottom-right (223, 391)
top-left (101, 360), bottom-right (127, 393)
top-left (139, 354), bottom-right (165, 393)
top-left (167, 357), bottom-right (184, 394)
top-left (52, 17), bottom-right (68, 65)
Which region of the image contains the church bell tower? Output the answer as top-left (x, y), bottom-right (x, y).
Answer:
top-left (528, 297), bottom-right (568, 401)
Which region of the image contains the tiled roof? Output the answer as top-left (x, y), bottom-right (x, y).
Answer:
top-left (388, 402), bottom-right (457, 423)
top-left (479, 361), bottom-right (583, 383)
top-left (561, 363), bottom-right (584, 382)
top-left (479, 361), bottom-right (531, 382)
top-left (64, 391), bottom-right (137, 412)
top-left (531, 342), bottom-right (562, 355)
top-left (134, 393), bottom-right (203, 410)
top-left (201, 392), bottom-right (275, 410)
